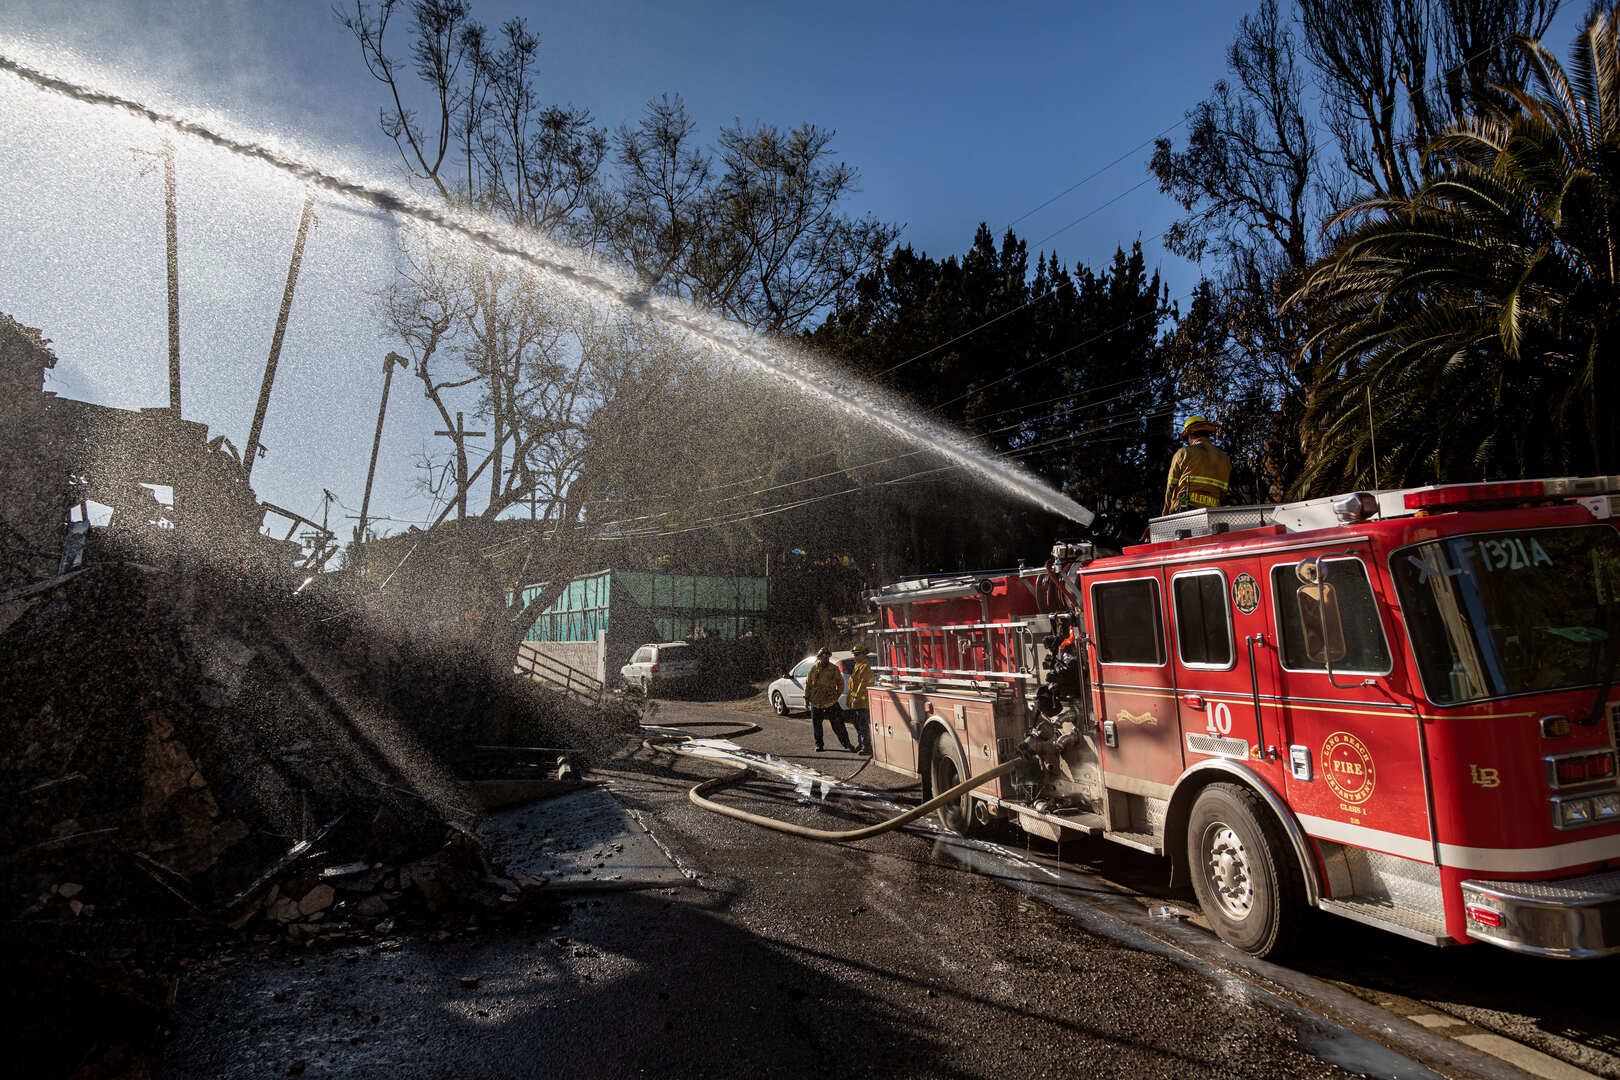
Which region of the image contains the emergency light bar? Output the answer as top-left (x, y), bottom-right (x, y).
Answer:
top-left (1403, 476), bottom-right (1620, 512)
top-left (1271, 476), bottom-right (1620, 532)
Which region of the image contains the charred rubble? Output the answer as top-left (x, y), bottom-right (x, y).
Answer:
top-left (0, 314), bottom-right (642, 1077)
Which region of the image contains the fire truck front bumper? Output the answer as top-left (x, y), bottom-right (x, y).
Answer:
top-left (1460, 871), bottom-right (1620, 958)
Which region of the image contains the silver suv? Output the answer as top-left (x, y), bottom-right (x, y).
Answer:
top-left (620, 642), bottom-right (700, 696)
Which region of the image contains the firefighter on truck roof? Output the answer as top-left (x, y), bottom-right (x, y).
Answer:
top-left (1163, 415), bottom-right (1232, 516)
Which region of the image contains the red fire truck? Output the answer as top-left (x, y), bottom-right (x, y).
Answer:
top-left (864, 477), bottom-right (1620, 959)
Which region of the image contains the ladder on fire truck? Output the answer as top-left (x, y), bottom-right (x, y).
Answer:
top-left (866, 571), bottom-right (1050, 695)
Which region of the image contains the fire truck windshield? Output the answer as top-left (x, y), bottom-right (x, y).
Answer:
top-left (1392, 524), bottom-right (1620, 705)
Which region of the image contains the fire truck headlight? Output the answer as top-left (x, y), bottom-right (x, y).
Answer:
top-left (1559, 797), bottom-right (1596, 826)
top-left (1594, 791), bottom-right (1620, 820)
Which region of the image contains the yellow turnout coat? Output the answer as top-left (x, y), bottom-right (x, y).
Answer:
top-left (1164, 437), bottom-right (1232, 516)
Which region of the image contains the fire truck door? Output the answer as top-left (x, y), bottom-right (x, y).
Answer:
top-left (1088, 574), bottom-right (1184, 790)
top-left (1168, 566), bottom-right (1269, 764)
top-left (1261, 549), bottom-right (1427, 840)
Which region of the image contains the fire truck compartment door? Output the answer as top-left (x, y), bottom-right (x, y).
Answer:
top-left (869, 687), bottom-right (921, 775)
top-left (1089, 573), bottom-right (1184, 790)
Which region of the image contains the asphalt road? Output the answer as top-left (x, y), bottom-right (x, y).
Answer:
top-left (163, 696), bottom-right (1617, 1080)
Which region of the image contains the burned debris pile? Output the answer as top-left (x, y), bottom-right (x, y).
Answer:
top-left (0, 558), bottom-right (639, 1077)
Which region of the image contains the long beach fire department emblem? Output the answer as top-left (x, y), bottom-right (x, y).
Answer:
top-left (1232, 573), bottom-right (1260, 615)
top-left (1321, 731), bottom-right (1376, 805)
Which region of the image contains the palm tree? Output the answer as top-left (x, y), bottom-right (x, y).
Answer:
top-left (1290, 7), bottom-right (1620, 495)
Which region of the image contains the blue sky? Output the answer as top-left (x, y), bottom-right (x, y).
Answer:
top-left (0, 1), bottom-right (1590, 537)
top-left (5, 1), bottom-right (1262, 277)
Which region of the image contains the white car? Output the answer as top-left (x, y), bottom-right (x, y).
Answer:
top-left (620, 641), bottom-right (700, 696)
top-left (767, 651), bottom-right (854, 715)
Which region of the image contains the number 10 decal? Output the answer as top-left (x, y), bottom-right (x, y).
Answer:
top-left (1207, 701), bottom-right (1234, 736)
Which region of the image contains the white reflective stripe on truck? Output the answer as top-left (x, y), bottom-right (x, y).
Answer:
top-left (1298, 813), bottom-right (1620, 873)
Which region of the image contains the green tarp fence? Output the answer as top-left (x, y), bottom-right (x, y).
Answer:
top-left (511, 570), bottom-right (766, 643)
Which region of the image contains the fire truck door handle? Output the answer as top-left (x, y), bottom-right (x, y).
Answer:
top-left (1246, 634), bottom-right (1273, 759)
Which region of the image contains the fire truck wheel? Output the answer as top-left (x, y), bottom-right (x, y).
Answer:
top-left (927, 736), bottom-right (978, 836)
top-left (1186, 783), bottom-right (1303, 959)
top-left (771, 691), bottom-right (789, 716)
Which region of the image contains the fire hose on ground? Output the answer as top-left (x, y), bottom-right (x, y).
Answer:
top-left (643, 728), bottom-right (1019, 843)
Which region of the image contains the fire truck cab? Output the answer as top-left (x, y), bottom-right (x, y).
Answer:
top-left (864, 477), bottom-right (1620, 959)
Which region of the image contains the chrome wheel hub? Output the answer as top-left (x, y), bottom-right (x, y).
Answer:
top-left (1203, 823), bottom-right (1253, 920)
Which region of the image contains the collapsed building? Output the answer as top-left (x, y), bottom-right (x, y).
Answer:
top-left (0, 313), bottom-right (330, 591)
top-left (0, 314), bottom-right (640, 1078)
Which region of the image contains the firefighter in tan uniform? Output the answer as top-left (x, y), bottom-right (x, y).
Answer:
top-left (805, 648), bottom-right (854, 752)
top-left (1163, 416), bottom-right (1231, 516)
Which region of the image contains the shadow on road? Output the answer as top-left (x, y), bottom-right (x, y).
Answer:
top-left (163, 888), bottom-right (985, 1080)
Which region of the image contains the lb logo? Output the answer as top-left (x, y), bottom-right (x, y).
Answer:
top-left (1321, 731), bottom-right (1376, 805)
top-left (1232, 573), bottom-right (1260, 615)
top-left (1116, 708), bottom-right (1159, 726)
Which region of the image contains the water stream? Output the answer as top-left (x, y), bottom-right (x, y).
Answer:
top-left (0, 49), bottom-right (1093, 527)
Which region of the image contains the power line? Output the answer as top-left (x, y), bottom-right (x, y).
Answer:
top-left (1006, 120), bottom-right (1184, 228)
top-left (875, 295), bottom-right (1047, 377)
top-left (924, 288), bottom-right (1192, 418)
top-left (600, 395), bottom-right (1182, 542)
top-left (873, 173), bottom-right (1165, 380)
top-left (609, 417), bottom-right (1166, 544)
top-left (584, 355), bottom-right (1184, 537)
top-left (1029, 174), bottom-right (1158, 251)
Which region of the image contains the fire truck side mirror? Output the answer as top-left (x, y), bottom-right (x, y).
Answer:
top-left (1297, 581), bottom-right (1348, 665)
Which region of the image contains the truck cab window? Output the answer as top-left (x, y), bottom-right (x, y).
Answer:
top-left (1272, 559), bottom-right (1390, 673)
top-left (1173, 571), bottom-right (1233, 667)
top-left (1092, 579), bottom-right (1165, 665)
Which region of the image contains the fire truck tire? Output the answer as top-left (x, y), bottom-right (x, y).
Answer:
top-left (1186, 783), bottom-right (1304, 959)
top-left (926, 735), bottom-right (979, 836)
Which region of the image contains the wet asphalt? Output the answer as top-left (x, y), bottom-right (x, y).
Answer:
top-left (162, 699), bottom-right (1374, 1079)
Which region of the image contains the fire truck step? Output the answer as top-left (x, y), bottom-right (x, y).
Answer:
top-left (1317, 898), bottom-right (1450, 946)
top-left (1105, 830), bottom-right (1162, 855)
top-left (999, 800), bottom-right (1104, 836)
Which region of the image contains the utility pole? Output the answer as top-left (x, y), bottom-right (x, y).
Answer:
top-left (243, 189), bottom-right (317, 483)
top-left (355, 352), bottom-right (409, 574)
top-left (162, 140), bottom-right (181, 415)
top-left (433, 411), bottom-right (487, 521)
top-left (133, 140), bottom-right (184, 414)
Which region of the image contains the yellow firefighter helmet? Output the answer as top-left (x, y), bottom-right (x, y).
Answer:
top-left (1180, 415), bottom-right (1218, 439)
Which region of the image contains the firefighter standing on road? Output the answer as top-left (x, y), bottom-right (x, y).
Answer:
top-left (805, 647), bottom-right (854, 753)
top-left (847, 644), bottom-right (873, 755)
top-left (1164, 415), bottom-right (1232, 516)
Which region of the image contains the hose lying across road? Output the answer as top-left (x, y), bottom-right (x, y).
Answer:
top-left (643, 727), bottom-right (1019, 843)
